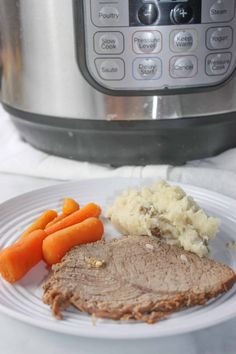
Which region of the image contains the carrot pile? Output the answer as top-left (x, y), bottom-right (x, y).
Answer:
top-left (0, 230), bottom-right (48, 283)
top-left (0, 198), bottom-right (104, 283)
top-left (43, 217), bottom-right (103, 265)
top-left (19, 210), bottom-right (57, 241)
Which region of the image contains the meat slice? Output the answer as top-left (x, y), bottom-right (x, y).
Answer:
top-left (43, 236), bottom-right (236, 323)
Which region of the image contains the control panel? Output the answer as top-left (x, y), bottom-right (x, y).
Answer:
top-left (74, 0), bottom-right (236, 93)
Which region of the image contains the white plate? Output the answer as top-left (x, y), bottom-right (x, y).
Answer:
top-left (0, 177), bottom-right (236, 339)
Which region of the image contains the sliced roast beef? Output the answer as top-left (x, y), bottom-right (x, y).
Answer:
top-left (43, 236), bottom-right (236, 323)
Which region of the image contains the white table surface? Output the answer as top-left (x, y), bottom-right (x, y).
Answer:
top-left (1, 172), bottom-right (236, 354)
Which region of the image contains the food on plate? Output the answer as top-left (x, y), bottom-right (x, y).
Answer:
top-left (43, 217), bottom-right (104, 265)
top-left (45, 202), bottom-right (101, 235)
top-left (0, 198), bottom-right (103, 283)
top-left (43, 235), bottom-right (236, 322)
top-left (0, 230), bottom-right (47, 283)
top-left (46, 198), bottom-right (80, 228)
top-left (0, 180), bottom-right (235, 326)
top-left (62, 198), bottom-right (80, 216)
top-left (19, 210), bottom-right (57, 241)
top-left (106, 180), bottom-right (219, 257)
top-left (46, 214), bottom-right (65, 228)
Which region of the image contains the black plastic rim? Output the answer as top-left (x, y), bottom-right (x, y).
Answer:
top-left (3, 103), bottom-right (236, 166)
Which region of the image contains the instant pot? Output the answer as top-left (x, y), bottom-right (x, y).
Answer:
top-left (0, 0), bottom-right (236, 165)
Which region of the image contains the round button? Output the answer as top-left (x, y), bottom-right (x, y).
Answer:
top-left (170, 56), bottom-right (197, 78)
top-left (133, 58), bottom-right (162, 80)
top-left (206, 53), bottom-right (232, 76)
top-left (210, 1), bottom-right (230, 22)
top-left (94, 32), bottom-right (124, 54)
top-left (172, 4), bottom-right (193, 24)
top-left (99, 35), bottom-right (119, 50)
top-left (98, 6), bottom-right (120, 24)
top-left (209, 27), bottom-right (233, 50)
top-left (95, 59), bottom-right (125, 80)
top-left (138, 4), bottom-right (158, 25)
top-left (173, 31), bottom-right (194, 51)
top-left (137, 59), bottom-right (159, 79)
top-left (133, 31), bottom-right (162, 54)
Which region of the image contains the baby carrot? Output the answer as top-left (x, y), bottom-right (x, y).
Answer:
top-left (45, 203), bottom-right (101, 235)
top-left (19, 210), bottom-right (57, 241)
top-left (46, 214), bottom-right (65, 228)
top-left (46, 198), bottom-right (80, 228)
top-left (43, 217), bottom-right (104, 265)
top-left (62, 198), bottom-right (80, 216)
top-left (0, 229), bottom-right (47, 283)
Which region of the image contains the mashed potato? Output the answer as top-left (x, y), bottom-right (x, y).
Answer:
top-left (106, 181), bottom-right (220, 257)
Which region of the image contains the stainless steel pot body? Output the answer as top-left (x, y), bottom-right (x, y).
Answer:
top-left (1, 0), bottom-right (236, 166)
top-left (1, 0), bottom-right (236, 121)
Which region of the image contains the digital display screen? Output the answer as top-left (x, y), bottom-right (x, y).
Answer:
top-left (129, 0), bottom-right (201, 27)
